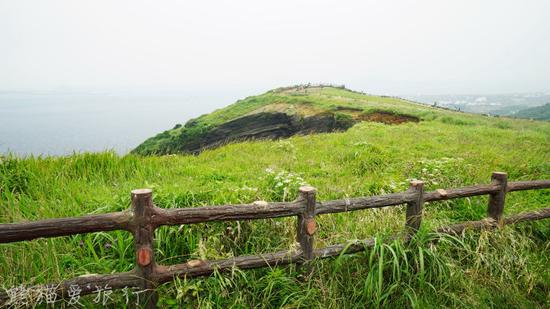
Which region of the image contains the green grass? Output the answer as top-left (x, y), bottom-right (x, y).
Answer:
top-left (132, 85), bottom-right (463, 155)
top-left (1, 87), bottom-right (550, 307)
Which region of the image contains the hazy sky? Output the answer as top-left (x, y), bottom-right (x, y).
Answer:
top-left (1, 0), bottom-right (549, 95)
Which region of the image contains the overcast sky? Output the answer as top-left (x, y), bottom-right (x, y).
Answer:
top-left (1, 0), bottom-right (549, 95)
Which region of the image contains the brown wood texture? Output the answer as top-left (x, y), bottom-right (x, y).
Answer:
top-left (1, 179), bottom-right (548, 244)
top-left (437, 218), bottom-right (497, 235)
top-left (153, 250), bottom-right (303, 284)
top-left (1, 207), bottom-right (549, 305)
top-left (488, 172), bottom-right (508, 222)
top-left (0, 271), bottom-right (142, 305)
top-left (503, 207), bottom-right (550, 224)
top-left (423, 184), bottom-right (499, 202)
top-left (152, 201), bottom-right (303, 226)
top-left (296, 186), bottom-right (317, 261)
top-left (437, 207), bottom-right (550, 235)
top-left (507, 180), bottom-right (550, 192)
top-left (405, 181), bottom-right (424, 234)
top-left (131, 189), bottom-right (158, 308)
top-left (0, 211), bottom-right (132, 243)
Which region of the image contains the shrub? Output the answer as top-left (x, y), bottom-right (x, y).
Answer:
top-left (334, 112), bottom-right (356, 129)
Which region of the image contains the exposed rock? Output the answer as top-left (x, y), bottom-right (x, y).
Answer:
top-left (179, 112), bottom-right (355, 154)
top-left (132, 86), bottom-right (423, 155)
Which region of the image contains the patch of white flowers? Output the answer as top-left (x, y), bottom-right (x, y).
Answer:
top-left (265, 168), bottom-right (308, 201)
top-left (232, 185), bottom-right (259, 202)
top-left (398, 157), bottom-right (466, 189)
top-left (387, 180), bottom-right (399, 192)
top-left (275, 140), bottom-right (296, 153)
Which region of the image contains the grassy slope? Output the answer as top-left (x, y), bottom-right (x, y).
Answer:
top-left (1, 87), bottom-right (550, 307)
top-left (133, 86), bottom-right (438, 155)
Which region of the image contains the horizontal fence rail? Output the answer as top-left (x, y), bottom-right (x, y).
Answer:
top-left (0, 172), bottom-right (549, 307)
top-left (2, 180), bottom-right (549, 243)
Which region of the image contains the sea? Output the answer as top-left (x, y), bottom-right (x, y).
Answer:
top-left (0, 91), bottom-right (235, 156)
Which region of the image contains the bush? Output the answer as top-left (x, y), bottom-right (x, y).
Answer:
top-left (334, 112), bottom-right (356, 129)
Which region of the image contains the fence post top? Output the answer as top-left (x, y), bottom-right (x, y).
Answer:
top-left (492, 171), bottom-right (508, 177)
top-left (131, 189), bottom-right (153, 196)
top-left (409, 180), bottom-right (424, 187)
top-left (299, 186), bottom-right (317, 193)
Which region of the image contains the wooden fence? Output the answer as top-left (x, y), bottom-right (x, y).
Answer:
top-left (0, 172), bottom-right (549, 307)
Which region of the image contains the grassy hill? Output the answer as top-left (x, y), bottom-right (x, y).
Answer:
top-left (1, 85), bottom-right (550, 307)
top-left (512, 103), bottom-right (550, 121)
top-left (133, 85), bottom-right (427, 155)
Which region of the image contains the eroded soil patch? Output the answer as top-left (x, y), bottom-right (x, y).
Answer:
top-left (359, 111), bottom-right (420, 125)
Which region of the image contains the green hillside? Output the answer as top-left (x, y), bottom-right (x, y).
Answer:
top-left (1, 86), bottom-right (550, 307)
top-left (133, 85), bottom-right (428, 155)
top-left (512, 103), bottom-right (550, 121)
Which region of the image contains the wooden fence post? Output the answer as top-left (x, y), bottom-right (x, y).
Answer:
top-left (487, 172), bottom-right (508, 224)
top-left (297, 186), bottom-right (317, 261)
top-left (131, 189), bottom-right (158, 309)
top-left (405, 180), bottom-right (424, 236)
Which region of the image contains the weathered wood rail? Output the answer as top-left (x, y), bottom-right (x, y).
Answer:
top-left (0, 172), bottom-right (549, 307)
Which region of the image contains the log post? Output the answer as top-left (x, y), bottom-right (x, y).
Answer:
top-left (405, 180), bottom-right (424, 236)
top-left (297, 186), bottom-right (317, 261)
top-left (131, 189), bottom-right (158, 309)
top-left (487, 172), bottom-right (508, 224)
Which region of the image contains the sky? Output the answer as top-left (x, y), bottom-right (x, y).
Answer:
top-left (1, 0), bottom-right (550, 95)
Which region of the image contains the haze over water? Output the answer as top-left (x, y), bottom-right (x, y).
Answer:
top-left (0, 92), bottom-right (235, 156)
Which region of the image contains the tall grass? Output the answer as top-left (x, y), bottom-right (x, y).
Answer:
top-left (1, 103), bottom-right (549, 307)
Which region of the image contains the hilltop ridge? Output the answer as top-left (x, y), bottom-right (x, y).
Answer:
top-left (132, 85), bottom-right (424, 155)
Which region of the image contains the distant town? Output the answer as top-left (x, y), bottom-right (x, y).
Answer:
top-left (404, 93), bottom-right (550, 117)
